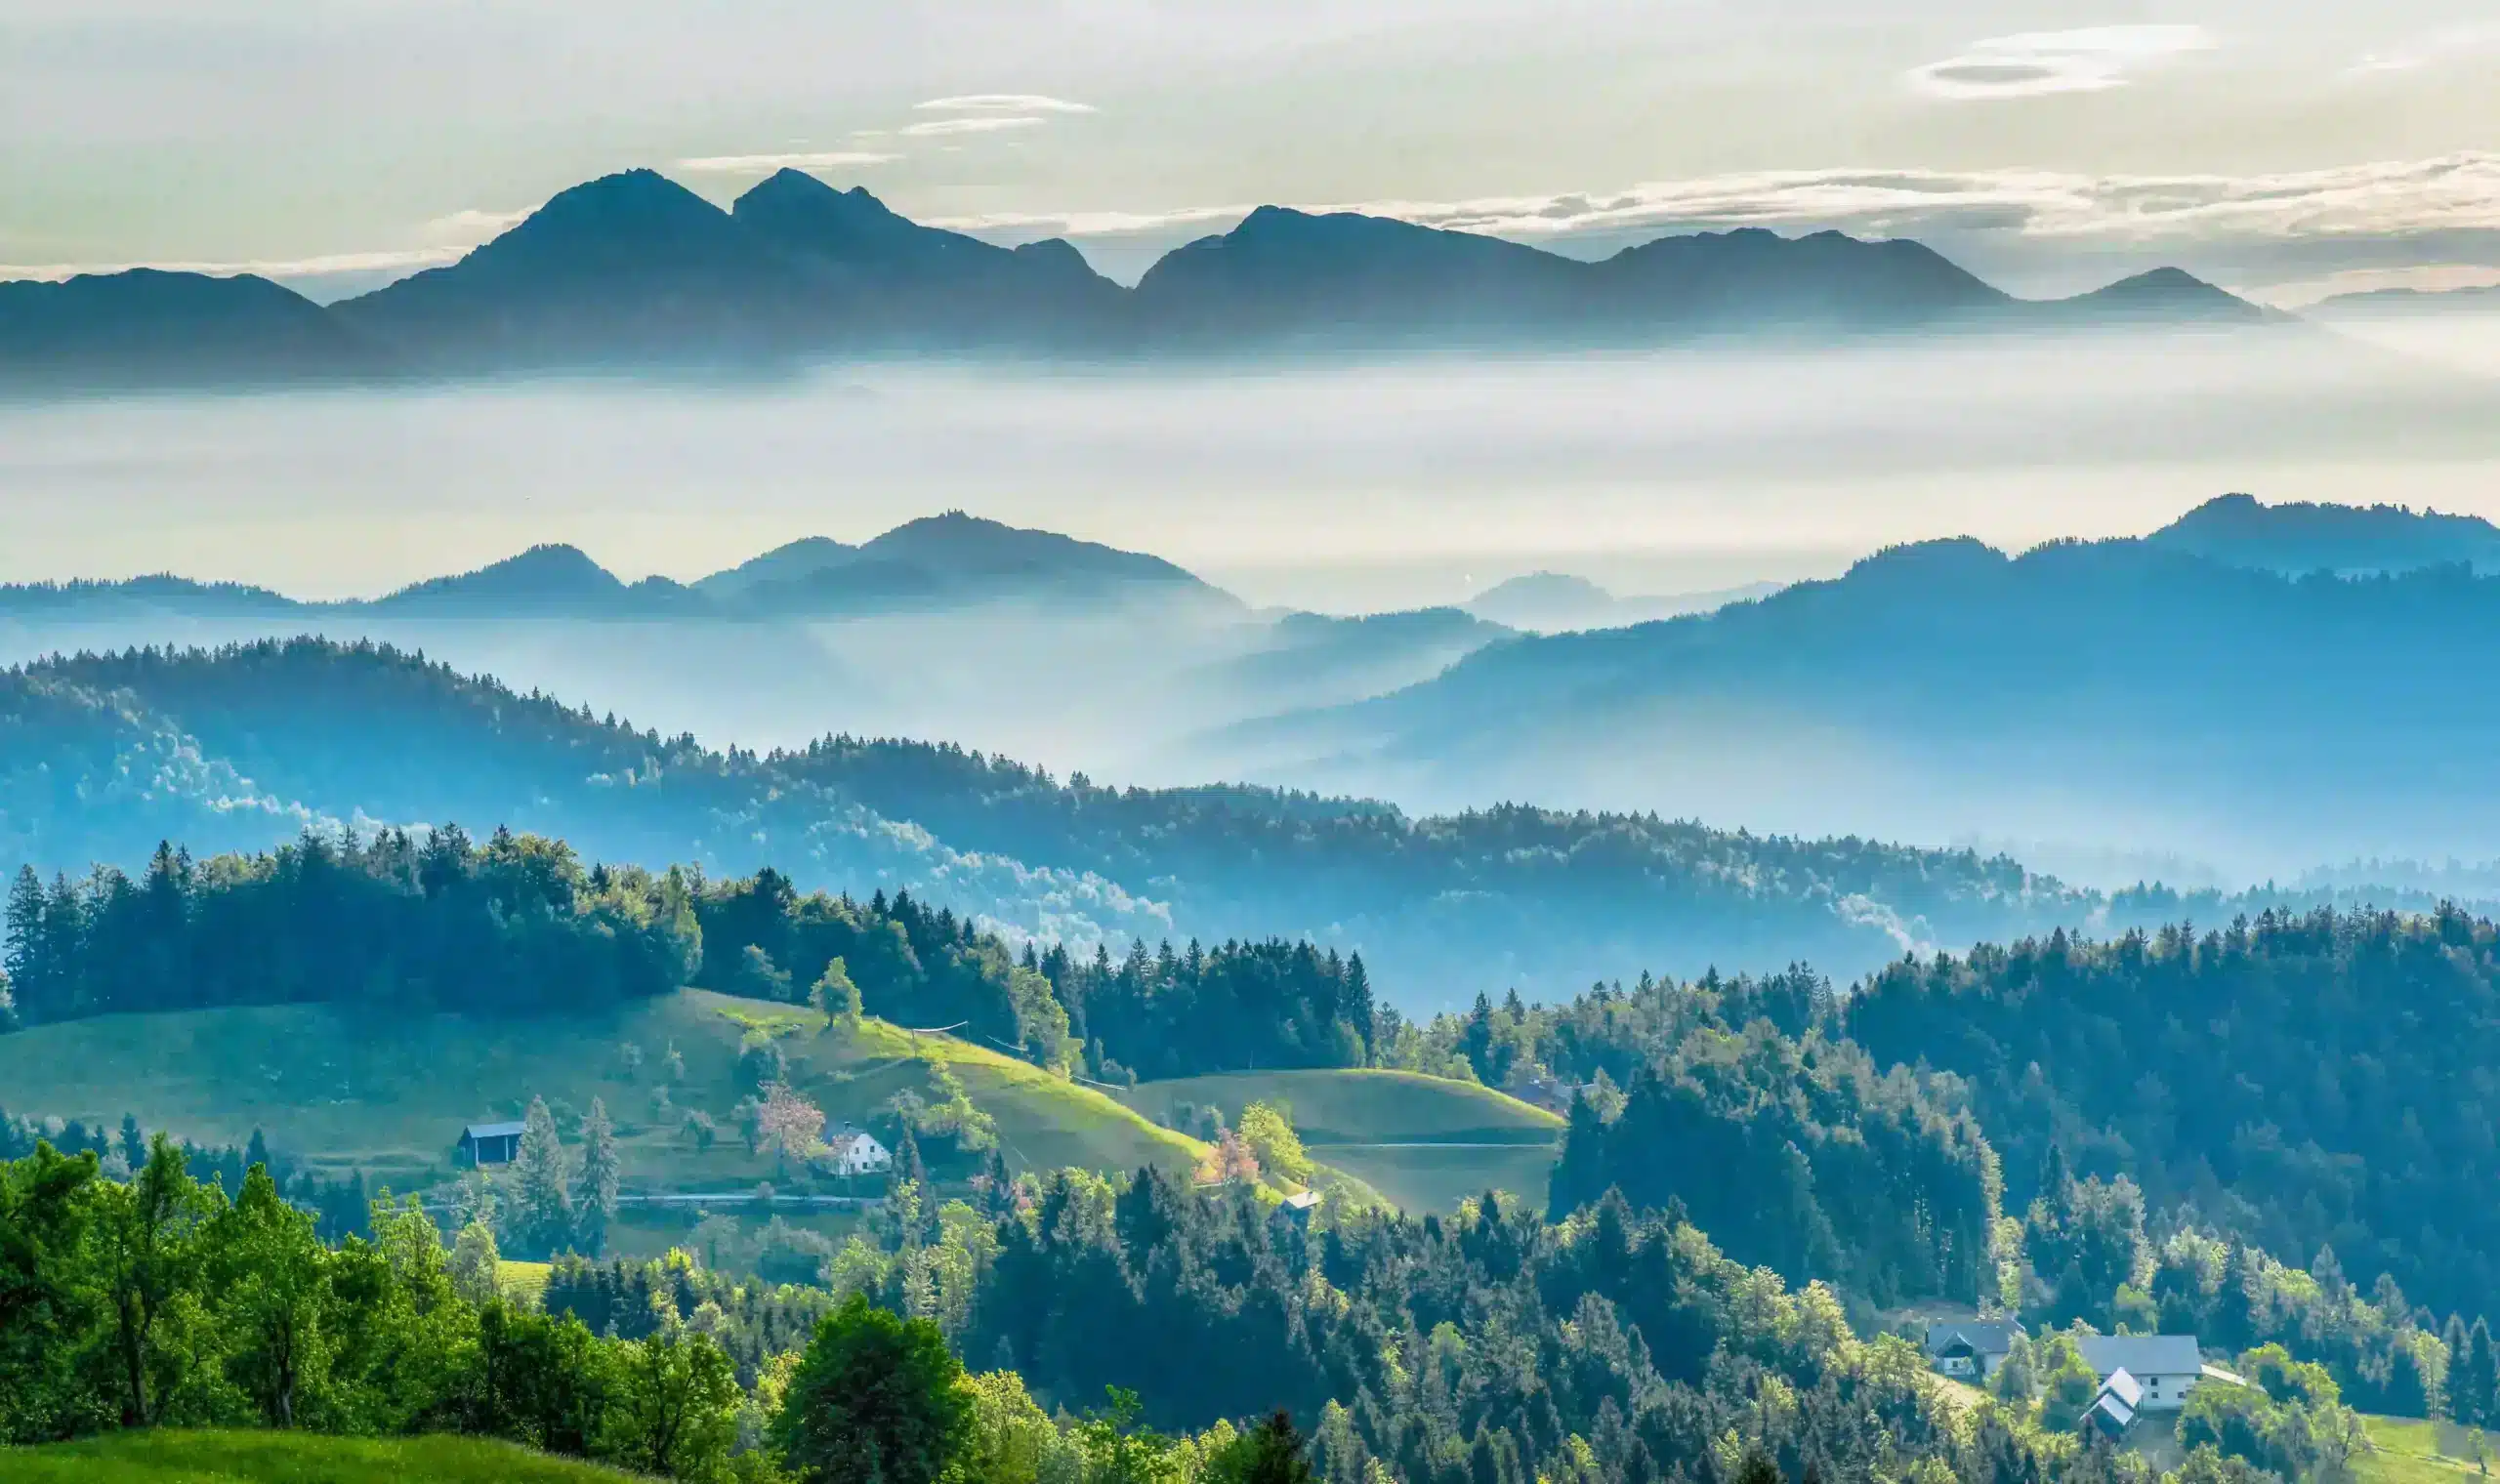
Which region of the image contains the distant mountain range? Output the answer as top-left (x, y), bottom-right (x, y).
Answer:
top-left (2311, 282), bottom-right (2500, 318)
top-left (3, 167), bottom-right (2277, 388)
top-left (2146, 491), bottom-right (2500, 575)
top-left (1203, 495), bottom-right (2500, 875)
top-left (1464, 572), bottom-right (1784, 633)
top-left (0, 512), bottom-right (1230, 621)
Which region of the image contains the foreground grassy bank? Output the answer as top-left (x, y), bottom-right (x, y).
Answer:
top-left (0, 1429), bottom-right (645, 1483)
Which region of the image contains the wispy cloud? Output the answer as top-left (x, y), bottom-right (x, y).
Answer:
top-left (915, 94), bottom-right (1095, 114)
top-left (420, 207), bottom-right (529, 242)
top-left (931, 154), bottom-right (2500, 249)
top-left (675, 150), bottom-right (902, 175)
top-left (901, 116), bottom-right (1048, 138)
top-left (2348, 22), bottom-right (2500, 75)
top-left (1908, 24), bottom-right (2215, 101)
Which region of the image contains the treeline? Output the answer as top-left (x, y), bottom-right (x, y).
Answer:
top-left (0, 1107), bottom-right (373, 1241)
top-left (0, 833), bottom-right (1386, 1090)
top-left (2, 829), bottom-right (698, 1023)
top-left (1843, 907), bottom-right (2500, 1329)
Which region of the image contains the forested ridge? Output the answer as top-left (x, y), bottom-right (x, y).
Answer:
top-left (0, 636), bottom-right (2263, 999)
top-left (18, 828), bottom-right (2500, 1347)
top-left (1845, 907), bottom-right (2500, 1329)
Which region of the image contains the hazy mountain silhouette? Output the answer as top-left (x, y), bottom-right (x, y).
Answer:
top-left (2147, 491), bottom-right (2500, 575)
top-left (693, 536), bottom-right (861, 598)
top-left (1464, 572), bottom-right (1784, 632)
top-left (368, 543), bottom-right (714, 617)
top-left (728, 168), bottom-right (1115, 342)
top-left (0, 268), bottom-right (379, 387)
top-left (0, 515), bottom-right (1232, 625)
top-left (335, 169), bottom-right (811, 364)
top-left (2045, 267), bottom-right (2273, 326)
top-left (3, 168), bottom-right (2282, 386)
top-left (1213, 520), bottom-right (2500, 872)
top-left (2312, 282), bottom-right (2500, 317)
top-left (731, 512), bottom-right (1236, 616)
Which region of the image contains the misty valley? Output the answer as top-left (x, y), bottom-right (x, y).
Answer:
top-left (11, 124), bottom-right (2500, 1484)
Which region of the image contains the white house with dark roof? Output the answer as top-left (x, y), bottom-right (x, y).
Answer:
top-left (819, 1126), bottom-right (893, 1177)
top-left (2075, 1336), bottom-right (2212, 1412)
top-left (1924, 1319), bottom-right (2026, 1380)
top-left (2085, 1368), bottom-right (2144, 1440)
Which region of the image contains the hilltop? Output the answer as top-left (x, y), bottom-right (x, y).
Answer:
top-left (2147, 491), bottom-right (2500, 575)
top-left (0, 512), bottom-right (1234, 622)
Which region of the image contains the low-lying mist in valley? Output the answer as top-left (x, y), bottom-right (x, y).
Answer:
top-left (3, 319), bottom-right (2497, 905)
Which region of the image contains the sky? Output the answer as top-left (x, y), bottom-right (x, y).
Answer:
top-left (4, 0), bottom-right (2500, 302)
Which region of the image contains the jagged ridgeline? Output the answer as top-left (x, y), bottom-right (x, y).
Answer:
top-left (0, 167), bottom-right (2271, 389)
top-left (0, 637), bottom-right (2126, 1000)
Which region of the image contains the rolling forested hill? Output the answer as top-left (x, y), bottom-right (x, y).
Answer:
top-left (1220, 533), bottom-right (2500, 878)
top-left (0, 636), bottom-right (2140, 1000)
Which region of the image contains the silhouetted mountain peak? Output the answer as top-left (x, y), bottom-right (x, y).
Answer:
top-left (731, 171), bottom-right (1010, 280)
top-left (491, 170), bottom-right (743, 263)
top-left (2149, 492), bottom-right (2500, 574)
top-left (2063, 267), bottom-right (2266, 323)
top-left (374, 543), bottom-right (632, 611)
top-left (1475, 572), bottom-right (1615, 605)
top-left (694, 536), bottom-right (861, 598)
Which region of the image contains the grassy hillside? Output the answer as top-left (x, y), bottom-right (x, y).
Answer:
top-left (0, 1429), bottom-right (641, 1482)
top-left (2358, 1415), bottom-right (2493, 1484)
top-left (1118, 1068), bottom-right (1563, 1214)
top-left (0, 989), bottom-right (1206, 1192)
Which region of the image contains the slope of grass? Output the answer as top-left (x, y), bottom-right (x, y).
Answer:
top-left (1117, 1067), bottom-right (1563, 1215)
top-left (1117, 1068), bottom-right (1562, 1144)
top-left (2359, 1415), bottom-right (2494, 1484)
top-left (0, 989), bottom-right (1206, 1192)
top-left (0, 1429), bottom-right (641, 1482)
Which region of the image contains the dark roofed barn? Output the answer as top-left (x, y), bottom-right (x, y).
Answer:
top-left (458, 1121), bottom-right (526, 1166)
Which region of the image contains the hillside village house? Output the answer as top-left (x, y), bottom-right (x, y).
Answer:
top-left (456, 1121), bottom-right (524, 1167)
top-left (820, 1126), bottom-right (893, 1177)
top-left (1923, 1319), bottom-right (2026, 1380)
top-left (2075, 1336), bottom-right (2245, 1413)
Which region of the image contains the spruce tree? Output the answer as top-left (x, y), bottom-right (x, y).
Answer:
top-left (575, 1097), bottom-right (621, 1257)
top-left (510, 1095), bottom-right (574, 1257)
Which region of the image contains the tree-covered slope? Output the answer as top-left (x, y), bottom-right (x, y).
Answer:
top-left (0, 638), bottom-right (2123, 1000)
top-left (1224, 537), bottom-right (2500, 875)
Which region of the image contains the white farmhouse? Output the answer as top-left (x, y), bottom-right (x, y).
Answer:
top-left (2074, 1336), bottom-right (2234, 1413)
top-left (820, 1127), bottom-right (894, 1177)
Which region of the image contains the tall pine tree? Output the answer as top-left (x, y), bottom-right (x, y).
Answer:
top-left (510, 1096), bottom-right (574, 1258)
top-left (575, 1097), bottom-right (620, 1257)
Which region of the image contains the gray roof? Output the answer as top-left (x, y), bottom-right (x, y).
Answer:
top-left (1924, 1320), bottom-right (2024, 1356)
top-left (2077, 1336), bottom-right (2203, 1378)
top-left (463, 1122), bottom-right (526, 1139)
top-left (2098, 1367), bottom-right (2145, 1409)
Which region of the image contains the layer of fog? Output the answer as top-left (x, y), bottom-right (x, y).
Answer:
top-left (2, 321), bottom-right (2497, 892)
top-left (3, 322), bottom-right (2495, 609)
